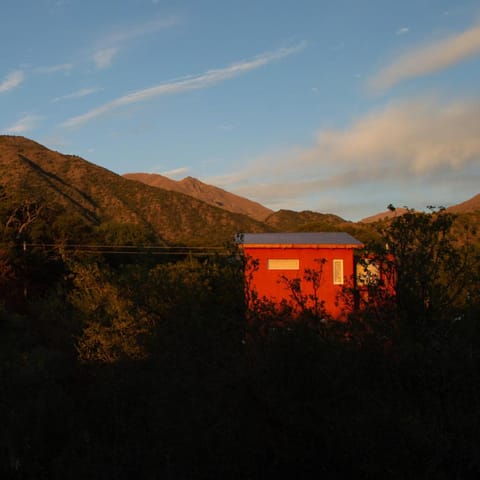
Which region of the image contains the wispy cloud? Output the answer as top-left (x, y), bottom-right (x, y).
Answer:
top-left (162, 167), bottom-right (189, 177)
top-left (4, 114), bottom-right (42, 134)
top-left (211, 96), bottom-right (480, 217)
top-left (370, 24), bottom-right (480, 90)
top-left (396, 27), bottom-right (409, 35)
top-left (35, 63), bottom-right (73, 74)
top-left (100, 16), bottom-right (180, 45)
top-left (90, 16), bottom-right (180, 70)
top-left (311, 97), bottom-right (480, 174)
top-left (93, 47), bottom-right (118, 69)
top-left (62, 42), bottom-right (306, 128)
top-left (0, 70), bottom-right (24, 93)
top-left (52, 87), bottom-right (101, 103)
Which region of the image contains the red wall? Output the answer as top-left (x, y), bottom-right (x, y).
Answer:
top-left (243, 246), bottom-right (356, 319)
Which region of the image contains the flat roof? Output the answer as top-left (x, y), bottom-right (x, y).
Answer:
top-left (236, 232), bottom-right (363, 247)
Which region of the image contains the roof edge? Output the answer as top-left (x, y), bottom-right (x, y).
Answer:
top-left (240, 243), bottom-right (364, 249)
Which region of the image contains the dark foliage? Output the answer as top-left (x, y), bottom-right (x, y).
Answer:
top-left (1, 204), bottom-right (480, 479)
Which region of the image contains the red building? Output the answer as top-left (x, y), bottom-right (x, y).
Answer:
top-left (237, 232), bottom-right (364, 319)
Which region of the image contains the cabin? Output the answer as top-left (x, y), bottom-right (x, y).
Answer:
top-left (237, 232), bottom-right (364, 319)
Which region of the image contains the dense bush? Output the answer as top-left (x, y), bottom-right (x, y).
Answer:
top-left (1, 204), bottom-right (480, 478)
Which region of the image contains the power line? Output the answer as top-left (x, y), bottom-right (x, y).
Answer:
top-left (24, 243), bottom-right (226, 249)
top-left (7, 242), bottom-right (238, 256)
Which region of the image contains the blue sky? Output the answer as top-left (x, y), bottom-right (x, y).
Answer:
top-left (1, 0), bottom-right (480, 220)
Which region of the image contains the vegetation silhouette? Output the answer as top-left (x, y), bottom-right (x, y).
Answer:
top-left (1, 198), bottom-right (480, 479)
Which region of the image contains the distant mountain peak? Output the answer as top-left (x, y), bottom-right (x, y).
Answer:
top-left (0, 136), bottom-right (269, 246)
top-left (181, 176), bottom-right (197, 182)
top-left (123, 172), bottom-right (273, 221)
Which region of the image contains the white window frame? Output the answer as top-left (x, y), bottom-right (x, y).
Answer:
top-left (267, 259), bottom-right (300, 270)
top-left (333, 259), bottom-right (344, 285)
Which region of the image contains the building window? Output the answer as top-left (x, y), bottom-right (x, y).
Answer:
top-left (333, 259), bottom-right (344, 284)
top-left (267, 259), bottom-right (300, 270)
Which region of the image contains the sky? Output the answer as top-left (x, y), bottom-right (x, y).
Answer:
top-left (1, 0), bottom-right (480, 220)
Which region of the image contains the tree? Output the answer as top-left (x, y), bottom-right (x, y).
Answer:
top-left (69, 261), bottom-right (150, 363)
top-left (375, 206), bottom-right (480, 338)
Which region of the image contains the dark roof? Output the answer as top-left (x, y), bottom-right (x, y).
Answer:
top-left (236, 232), bottom-right (363, 246)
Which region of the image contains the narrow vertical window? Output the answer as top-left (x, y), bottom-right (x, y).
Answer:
top-left (333, 259), bottom-right (344, 285)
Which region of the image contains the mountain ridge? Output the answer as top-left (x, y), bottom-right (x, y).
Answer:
top-left (0, 136), bottom-right (269, 245)
top-left (127, 172), bottom-right (480, 225)
top-left (361, 194), bottom-right (480, 223)
top-left (2, 136), bottom-right (478, 245)
top-left (446, 193), bottom-right (480, 214)
top-left (123, 172), bottom-right (273, 221)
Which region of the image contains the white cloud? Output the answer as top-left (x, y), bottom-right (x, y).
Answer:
top-left (52, 87), bottom-right (101, 103)
top-left (62, 42), bottom-right (306, 128)
top-left (162, 167), bottom-right (189, 178)
top-left (93, 47), bottom-right (118, 69)
top-left (210, 96), bottom-right (480, 218)
top-left (35, 63), bottom-right (73, 74)
top-left (370, 24), bottom-right (480, 90)
top-left (101, 16), bottom-right (180, 45)
top-left (396, 27), bottom-right (409, 35)
top-left (0, 70), bottom-right (24, 93)
top-left (4, 114), bottom-right (41, 134)
top-left (88, 16), bottom-right (180, 70)
top-left (311, 97), bottom-right (480, 173)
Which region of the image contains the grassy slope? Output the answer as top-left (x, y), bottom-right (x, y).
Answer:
top-left (0, 136), bottom-right (269, 245)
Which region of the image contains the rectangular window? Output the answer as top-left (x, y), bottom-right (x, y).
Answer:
top-left (333, 259), bottom-right (344, 285)
top-left (267, 259), bottom-right (299, 270)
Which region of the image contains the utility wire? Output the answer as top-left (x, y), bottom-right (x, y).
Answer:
top-left (7, 242), bottom-right (237, 256)
top-left (23, 243), bottom-right (226, 249)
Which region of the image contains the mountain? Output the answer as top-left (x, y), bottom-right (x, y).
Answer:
top-left (264, 209), bottom-right (346, 231)
top-left (262, 209), bottom-right (378, 244)
top-left (6, 136), bottom-right (476, 248)
top-left (361, 194), bottom-right (480, 223)
top-left (0, 136), bottom-right (269, 245)
top-left (360, 208), bottom-right (409, 224)
top-left (447, 193), bottom-right (480, 213)
top-left (124, 174), bottom-right (359, 232)
top-left (123, 172), bottom-right (273, 221)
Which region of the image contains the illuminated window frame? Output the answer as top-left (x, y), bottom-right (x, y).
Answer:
top-left (267, 259), bottom-right (300, 270)
top-left (333, 259), bottom-right (344, 284)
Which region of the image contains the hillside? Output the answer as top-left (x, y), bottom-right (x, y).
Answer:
top-left (264, 209), bottom-right (346, 231)
top-left (0, 136), bottom-right (269, 245)
top-left (4, 136), bottom-right (477, 248)
top-left (123, 172), bottom-right (273, 221)
top-left (360, 208), bottom-right (409, 224)
top-left (261, 210), bottom-right (380, 244)
top-left (447, 193), bottom-right (480, 214)
top-left (361, 194), bottom-right (480, 223)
